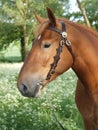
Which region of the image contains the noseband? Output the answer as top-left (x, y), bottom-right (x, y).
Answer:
top-left (46, 21), bottom-right (75, 80)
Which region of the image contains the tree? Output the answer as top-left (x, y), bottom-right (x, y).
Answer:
top-left (76, 0), bottom-right (91, 27)
top-left (0, 0), bottom-right (70, 61)
top-left (1, 0), bottom-right (35, 61)
top-left (69, 0), bottom-right (98, 30)
top-left (81, 0), bottom-right (98, 30)
top-left (0, 22), bottom-right (21, 50)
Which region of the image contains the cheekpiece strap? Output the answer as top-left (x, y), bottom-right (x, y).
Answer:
top-left (46, 21), bottom-right (75, 81)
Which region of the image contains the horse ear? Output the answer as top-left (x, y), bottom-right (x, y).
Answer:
top-left (34, 13), bottom-right (45, 23)
top-left (46, 7), bottom-right (56, 26)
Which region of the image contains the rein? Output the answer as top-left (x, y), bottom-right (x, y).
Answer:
top-left (46, 21), bottom-right (75, 80)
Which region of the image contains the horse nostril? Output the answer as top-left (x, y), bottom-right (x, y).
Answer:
top-left (19, 83), bottom-right (28, 96)
top-left (23, 84), bottom-right (28, 93)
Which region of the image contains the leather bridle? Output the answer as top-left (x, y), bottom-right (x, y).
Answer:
top-left (46, 21), bottom-right (75, 80)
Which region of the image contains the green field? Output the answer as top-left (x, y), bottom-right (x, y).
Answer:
top-left (0, 63), bottom-right (85, 130)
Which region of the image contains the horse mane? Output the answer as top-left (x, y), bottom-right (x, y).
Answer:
top-left (60, 18), bottom-right (98, 38)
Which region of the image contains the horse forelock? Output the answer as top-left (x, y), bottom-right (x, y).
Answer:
top-left (34, 20), bottom-right (50, 37)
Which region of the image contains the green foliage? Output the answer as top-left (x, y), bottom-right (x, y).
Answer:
top-left (0, 22), bottom-right (21, 50)
top-left (40, 0), bottom-right (69, 17)
top-left (0, 63), bottom-right (85, 130)
top-left (82, 0), bottom-right (98, 30)
top-left (69, 0), bottom-right (98, 30)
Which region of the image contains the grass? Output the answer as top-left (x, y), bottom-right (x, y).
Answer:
top-left (0, 43), bottom-right (21, 62)
top-left (0, 63), bottom-right (85, 130)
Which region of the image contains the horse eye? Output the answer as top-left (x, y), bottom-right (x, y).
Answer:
top-left (43, 43), bottom-right (51, 48)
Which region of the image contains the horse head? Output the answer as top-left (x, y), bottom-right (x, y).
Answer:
top-left (17, 7), bottom-right (74, 97)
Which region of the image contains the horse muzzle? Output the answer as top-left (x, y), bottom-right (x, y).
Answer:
top-left (18, 80), bottom-right (44, 98)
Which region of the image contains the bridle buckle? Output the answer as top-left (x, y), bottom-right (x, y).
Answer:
top-left (61, 32), bottom-right (67, 38)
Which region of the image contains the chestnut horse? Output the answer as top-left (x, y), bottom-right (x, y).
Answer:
top-left (18, 7), bottom-right (98, 130)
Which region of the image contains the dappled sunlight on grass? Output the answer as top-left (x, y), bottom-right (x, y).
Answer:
top-left (0, 63), bottom-right (84, 130)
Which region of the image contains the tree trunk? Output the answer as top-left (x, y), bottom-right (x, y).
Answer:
top-left (20, 36), bottom-right (26, 61)
top-left (20, 25), bottom-right (29, 61)
top-left (76, 0), bottom-right (91, 27)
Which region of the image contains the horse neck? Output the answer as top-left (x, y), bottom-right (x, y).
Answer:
top-left (67, 21), bottom-right (98, 92)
